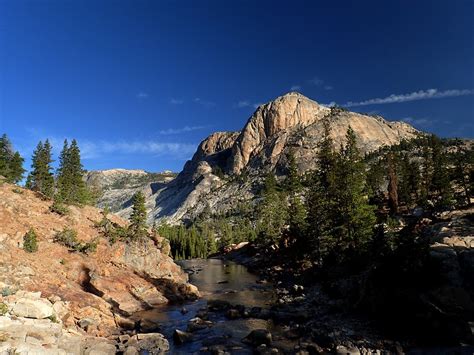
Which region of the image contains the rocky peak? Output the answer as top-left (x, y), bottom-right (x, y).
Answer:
top-left (87, 92), bottom-right (421, 224)
top-left (228, 92), bottom-right (330, 173)
top-left (192, 131), bottom-right (240, 161)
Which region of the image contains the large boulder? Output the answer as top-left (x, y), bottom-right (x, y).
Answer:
top-left (242, 329), bottom-right (272, 346)
top-left (11, 296), bottom-right (54, 319)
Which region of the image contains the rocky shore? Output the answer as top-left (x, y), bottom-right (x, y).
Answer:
top-left (220, 208), bottom-right (474, 354)
top-left (0, 183), bottom-right (198, 354)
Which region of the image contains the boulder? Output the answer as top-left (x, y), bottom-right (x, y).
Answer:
top-left (128, 333), bottom-right (169, 354)
top-left (173, 329), bottom-right (193, 344)
top-left (187, 317), bottom-right (213, 332)
top-left (243, 329), bottom-right (272, 346)
top-left (11, 297), bottom-right (53, 319)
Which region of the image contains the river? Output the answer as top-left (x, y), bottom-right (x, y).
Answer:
top-left (132, 258), bottom-right (280, 354)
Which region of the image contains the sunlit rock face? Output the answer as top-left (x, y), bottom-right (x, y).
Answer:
top-left (88, 92), bottom-right (418, 224)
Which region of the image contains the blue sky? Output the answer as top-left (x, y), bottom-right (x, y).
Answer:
top-left (1, 0), bottom-right (473, 173)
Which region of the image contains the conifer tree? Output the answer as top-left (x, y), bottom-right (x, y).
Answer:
top-left (429, 135), bottom-right (453, 209)
top-left (0, 134), bottom-right (25, 183)
top-left (129, 191), bottom-right (148, 239)
top-left (451, 141), bottom-right (473, 205)
top-left (285, 150), bottom-right (306, 241)
top-left (333, 127), bottom-right (376, 255)
top-left (0, 134), bottom-right (14, 169)
top-left (23, 228), bottom-right (38, 253)
top-left (56, 139), bottom-right (91, 204)
top-left (257, 172), bottom-right (288, 244)
top-left (27, 140), bottom-right (54, 197)
top-left (56, 139), bottom-right (71, 202)
top-left (306, 119), bottom-right (338, 261)
top-left (387, 153), bottom-right (399, 215)
top-left (397, 153), bottom-right (420, 207)
top-left (9, 152), bottom-right (25, 184)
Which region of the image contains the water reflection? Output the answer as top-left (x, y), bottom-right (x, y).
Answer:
top-left (133, 258), bottom-right (276, 354)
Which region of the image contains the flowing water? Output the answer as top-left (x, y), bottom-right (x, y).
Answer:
top-left (133, 258), bottom-right (278, 354)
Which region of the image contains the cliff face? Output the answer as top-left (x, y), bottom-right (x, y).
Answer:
top-left (228, 92), bottom-right (417, 175)
top-left (228, 92), bottom-right (331, 174)
top-left (86, 169), bottom-right (177, 220)
top-left (0, 183), bottom-right (197, 342)
top-left (87, 92), bottom-right (419, 224)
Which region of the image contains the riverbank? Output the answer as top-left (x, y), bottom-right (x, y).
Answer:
top-left (220, 215), bottom-right (474, 355)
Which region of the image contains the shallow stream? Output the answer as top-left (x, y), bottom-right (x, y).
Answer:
top-left (134, 258), bottom-right (279, 354)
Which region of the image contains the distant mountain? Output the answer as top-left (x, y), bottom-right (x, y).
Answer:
top-left (87, 92), bottom-right (419, 224)
top-left (85, 169), bottom-right (177, 216)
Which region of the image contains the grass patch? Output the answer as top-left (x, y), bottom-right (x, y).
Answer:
top-left (0, 303), bottom-right (8, 316)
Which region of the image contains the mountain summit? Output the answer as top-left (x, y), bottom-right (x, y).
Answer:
top-left (90, 92), bottom-right (419, 223)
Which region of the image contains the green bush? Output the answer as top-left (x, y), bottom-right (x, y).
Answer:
top-left (50, 200), bottom-right (70, 216)
top-left (23, 228), bottom-right (38, 253)
top-left (78, 239), bottom-right (98, 254)
top-left (54, 228), bottom-right (97, 254)
top-left (0, 287), bottom-right (14, 297)
top-left (12, 187), bottom-right (23, 194)
top-left (0, 303), bottom-right (8, 316)
top-left (54, 228), bottom-right (79, 249)
top-left (95, 209), bottom-right (127, 244)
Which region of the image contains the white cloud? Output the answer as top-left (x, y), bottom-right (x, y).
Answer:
top-left (158, 125), bottom-right (206, 135)
top-left (136, 92), bottom-right (149, 99)
top-left (194, 97), bottom-right (216, 108)
top-left (345, 88), bottom-right (473, 107)
top-left (401, 117), bottom-right (436, 128)
top-left (309, 77), bottom-right (324, 86)
top-left (236, 100), bottom-right (251, 108)
top-left (320, 101), bottom-right (336, 108)
top-left (290, 85), bottom-right (301, 91)
top-left (234, 100), bottom-right (262, 109)
top-left (324, 85), bottom-right (333, 90)
top-left (45, 137), bottom-right (195, 160)
top-left (170, 98), bottom-right (184, 105)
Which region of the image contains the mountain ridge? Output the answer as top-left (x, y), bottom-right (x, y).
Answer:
top-left (89, 92), bottom-right (419, 224)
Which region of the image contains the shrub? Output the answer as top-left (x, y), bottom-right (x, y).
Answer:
top-left (0, 287), bottom-right (14, 297)
top-left (54, 228), bottom-right (79, 249)
top-left (0, 303), bottom-right (8, 316)
top-left (95, 210), bottom-right (127, 245)
top-left (12, 187), bottom-right (23, 194)
top-left (50, 200), bottom-right (70, 216)
top-left (23, 228), bottom-right (38, 253)
top-left (54, 228), bottom-right (97, 254)
top-left (78, 239), bottom-right (98, 254)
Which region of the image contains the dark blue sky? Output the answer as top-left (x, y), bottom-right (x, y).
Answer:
top-left (1, 0), bottom-right (473, 172)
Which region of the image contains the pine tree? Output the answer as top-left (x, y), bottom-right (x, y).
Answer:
top-left (9, 152), bottom-right (25, 184)
top-left (430, 135), bottom-right (453, 210)
top-left (23, 228), bottom-right (38, 253)
top-left (257, 172), bottom-right (288, 244)
top-left (27, 140), bottom-right (54, 197)
top-left (56, 139), bottom-right (71, 202)
top-left (387, 153), bottom-right (399, 215)
top-left (285, 150), bottom-right (306, 242)
top-left (333, 127), bottom-right (376, 255)
top-left (398, 153), bottom-right (420, 208)
top-left (306, 119), bottom-right (338, 262)
top-left (0, 134), bottom-right (25, 183)
top-left (451, 141), bottom-right (473, 205)
top-left (129, 191), bottom-right (148, 239)
top-left (56, 139), bottom-right (91, 204)
top-left (0, 134), bottom-right (14, 176)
